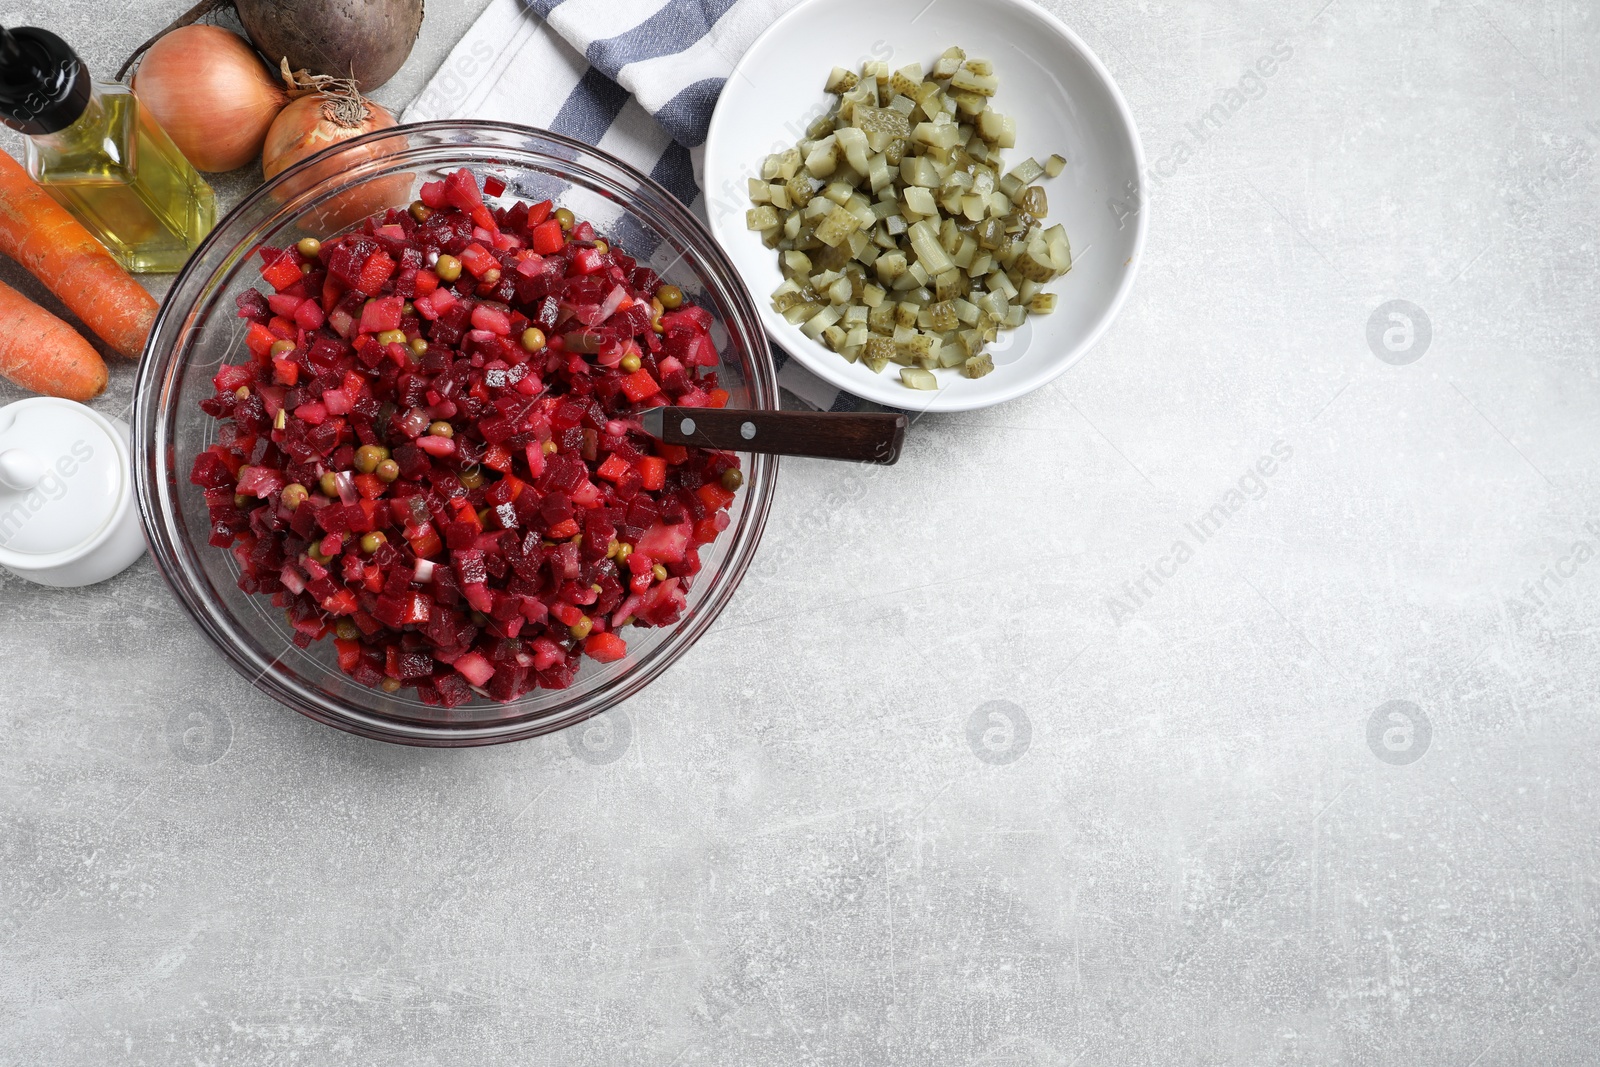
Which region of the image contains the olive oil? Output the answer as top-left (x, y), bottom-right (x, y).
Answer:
top-left (0, 26), bottom-right (214, 273)
top-left (25, 87), bottom-right (215, 273)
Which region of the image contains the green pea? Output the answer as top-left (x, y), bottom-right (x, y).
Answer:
top-left (354, 445), bottom-right (388, 473)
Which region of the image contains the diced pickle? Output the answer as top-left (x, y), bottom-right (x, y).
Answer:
top-left (748, 49), bottom-right (1068, 389)
top-left (825, 66), bottom-right (859, 93)
top-left (785, 173), bottom-right (818, 208)
top-left (932, 47), bottom-right (966, 80)
top-left (854, 105), bottom-right (911, 142)
top-left (963, 354), bottom-right (994, 379)
top-left (925, 300), bottom-right (959, 331)
top-left (891, 63), bottom-right (924, 97)
top-left (949, 68), bottom-right (998, 96)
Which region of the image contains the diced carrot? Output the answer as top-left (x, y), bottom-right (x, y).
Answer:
top-left (595, 453), bottom-right (631, 483)
top-left (618, 368), bottom-right (660, 402)
top-left (697, 482), bottom-right (736, 511)
top-left (636, 455), bottom-right (667, 490)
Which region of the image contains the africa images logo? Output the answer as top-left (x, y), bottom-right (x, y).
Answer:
top-left (1105, 441), bottom-right (1294, 625)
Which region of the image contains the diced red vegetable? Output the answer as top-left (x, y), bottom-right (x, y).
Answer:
top-left (190, 167), bottom-right (741, 706)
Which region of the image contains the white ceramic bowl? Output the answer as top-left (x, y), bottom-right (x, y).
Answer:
top-left (704, 0), bottom-right (1147, 412)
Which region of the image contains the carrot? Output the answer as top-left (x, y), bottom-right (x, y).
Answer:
top-left (0, 150), bottom-right (159, 360)
top-left (0, 279), bottom-right (107, 401)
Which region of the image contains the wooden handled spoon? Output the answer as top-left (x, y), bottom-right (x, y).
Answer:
top-left (639, 407), bottom-right (906, 465)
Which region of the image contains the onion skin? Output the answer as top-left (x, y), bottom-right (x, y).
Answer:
top-left (235, 0), bottom-right (424, 92)
top-left (261, 93), bottom-right (397, 180)
top-left (132, 25), bottom-right (287, 173)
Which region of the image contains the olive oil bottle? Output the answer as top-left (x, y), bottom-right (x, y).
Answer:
top-left (0, 26), bottom-right (214, 273)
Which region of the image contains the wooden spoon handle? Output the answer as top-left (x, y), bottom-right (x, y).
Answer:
top-left (654, 408), bottom-right (907, 465)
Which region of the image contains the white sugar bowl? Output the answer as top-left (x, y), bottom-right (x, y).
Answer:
top-left (0, 397), bottom-right (147, 587)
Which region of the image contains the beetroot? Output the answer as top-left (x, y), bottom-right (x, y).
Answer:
top-left (191, 170), bottom-right (741, 704)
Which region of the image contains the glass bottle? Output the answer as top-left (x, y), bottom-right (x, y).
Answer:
top-left (0, 25), bottom-right (215, 273)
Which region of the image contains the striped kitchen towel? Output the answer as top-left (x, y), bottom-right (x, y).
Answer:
top-left (404, 0), bottom-right (862, 412)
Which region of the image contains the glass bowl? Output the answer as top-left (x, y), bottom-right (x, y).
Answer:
top-left (133, 121), bottom-right (778, 747)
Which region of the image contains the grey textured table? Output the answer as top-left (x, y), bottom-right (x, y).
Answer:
top-left (5, 1), bottom-right (1599, 1064)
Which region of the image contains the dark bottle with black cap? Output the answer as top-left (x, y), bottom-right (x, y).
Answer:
top-left (0, 25), bottom-right (214, 272)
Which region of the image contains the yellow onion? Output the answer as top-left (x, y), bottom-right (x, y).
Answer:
top-left (261, 85), bottom-right (396, 180)
top-left (262, 82), bottom-right (407, 232)
top-left (133, 25), bottom-right (287, 173)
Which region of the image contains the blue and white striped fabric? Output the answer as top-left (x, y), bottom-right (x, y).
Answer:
top-left (404, 0), bottom-right (860, 412)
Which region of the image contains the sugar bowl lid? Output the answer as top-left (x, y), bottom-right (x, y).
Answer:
top-left (0, 397), bottom-right (129, 564)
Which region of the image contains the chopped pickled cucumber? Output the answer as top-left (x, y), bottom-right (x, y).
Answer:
top-left (755, 49), bottom-right (1069, 389)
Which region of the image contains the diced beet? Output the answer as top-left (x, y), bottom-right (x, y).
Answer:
top-left (190, 173), bottom-right (744, 705)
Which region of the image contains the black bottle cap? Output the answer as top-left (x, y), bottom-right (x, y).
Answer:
top-left (0, 26), bottom-right (90, 136)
